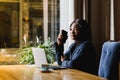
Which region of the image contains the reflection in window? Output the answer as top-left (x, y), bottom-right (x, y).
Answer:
top-left (23, 0), bottom-right (60, 46)
top-left (48, 0), bottom-right (60, 42)
top-left (0, 0), bottom-right (60, 48)
top-left (0, 2), bottom-right (19, 48)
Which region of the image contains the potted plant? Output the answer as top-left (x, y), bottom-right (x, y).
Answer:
top-left (18, 37), bottom-right (56, 65)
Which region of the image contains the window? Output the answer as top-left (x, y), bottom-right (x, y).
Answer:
top-left (0, 1), bottom-right (19, 48)
top-left (0, 0), bottom-right (60, 48)
top-left (22, 0), bottom-right (60, 47)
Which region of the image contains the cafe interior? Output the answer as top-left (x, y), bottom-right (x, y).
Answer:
top-left (0, 0), bottom-right (120, 80)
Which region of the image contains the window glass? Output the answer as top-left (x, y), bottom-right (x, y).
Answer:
top-left (22, 0), bottom-right (60, 46)
top-left (0, 0), bottom-right (60, 48)
top-left (0, 2), bottom-right (19, 48)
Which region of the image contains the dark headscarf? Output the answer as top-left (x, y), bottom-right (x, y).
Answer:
top-left (70, 19), bottom-right (92, 41)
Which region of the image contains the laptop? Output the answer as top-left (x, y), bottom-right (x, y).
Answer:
top-left (32, 47), bottom-right (66, 70)
top-left (49, 65), bottom-right (66, 70)
top-left (32, 47), bottom-right (48, 68)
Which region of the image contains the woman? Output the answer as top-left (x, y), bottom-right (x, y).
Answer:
top-left (54, 19), bottom-right (97, 75)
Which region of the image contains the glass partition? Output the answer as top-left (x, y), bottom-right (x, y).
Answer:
top-left (0, 2), bottom-right (19, 48)
top-left (22, 0), bottom-right (60, 46)
top-left (0, 0), bottom-right (60, 65)
top-left (0, 0), bottom-right (60, 48)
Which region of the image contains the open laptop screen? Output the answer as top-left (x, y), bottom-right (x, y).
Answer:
top-left (32, 47), bottom-right (47, 67)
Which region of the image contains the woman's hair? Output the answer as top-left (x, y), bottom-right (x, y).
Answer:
top-left (70, 19), bottom-right (92, 41)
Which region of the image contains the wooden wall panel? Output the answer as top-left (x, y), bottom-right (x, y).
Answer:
top-left (114, 0), bottom-right (120, 41)
top-left (74, 0), bottom-right (83, 19)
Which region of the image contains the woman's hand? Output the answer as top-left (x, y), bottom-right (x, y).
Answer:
top-left (57, 33), bottom-right (64, 45)
top-left (61, 55), bottom-right (67, 62)
top-left (57, 30), bottom-right (68, 45)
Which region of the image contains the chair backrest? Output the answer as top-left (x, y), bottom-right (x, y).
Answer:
top-left (98, 41), bottom-right (120, 80)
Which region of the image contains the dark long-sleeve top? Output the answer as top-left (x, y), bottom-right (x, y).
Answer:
top-left (54, 40), bottom-right (97, 75)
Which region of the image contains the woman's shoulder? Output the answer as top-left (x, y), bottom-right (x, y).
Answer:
top-left (80, 40), bottom-right (94, 48)
top-left (69, 40), bottom-right (94, 49)
top-left (68, 42), bottom-right (76, 47)
top-left (81, 40), bottom-right (92, 45)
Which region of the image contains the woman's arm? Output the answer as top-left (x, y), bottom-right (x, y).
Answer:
top-left (61, 41), bottom-right (96, 69)
top-left (54, 42), bottom-right (64, 65)
top-left (54, 30), bottom-right (68, 65)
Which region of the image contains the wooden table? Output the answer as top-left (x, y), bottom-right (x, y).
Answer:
top-left (0, 65), bottom-right (105, 80)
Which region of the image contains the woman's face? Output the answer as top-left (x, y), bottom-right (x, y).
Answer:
top-left (70, 23), bottom-right (81, 40)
